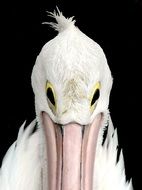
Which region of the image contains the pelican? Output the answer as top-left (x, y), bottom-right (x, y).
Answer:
top-left (0, 10), bottom-right (133, 190)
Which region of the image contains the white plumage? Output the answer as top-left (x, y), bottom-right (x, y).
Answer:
top-left (0, 9), bottom-right (133, 190)
top-left (94, 116), bottom-right (133, 190)
top-left (0, 121), bottom-right (41, 190)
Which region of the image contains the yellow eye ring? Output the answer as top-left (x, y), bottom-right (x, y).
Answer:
top-left (89, 82), bottom-right (101, 112)
top-left (45, 81), bottom-right (57, 112)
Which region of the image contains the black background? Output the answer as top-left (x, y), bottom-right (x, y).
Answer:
top-left (0, 0), bottom-right (141, 189)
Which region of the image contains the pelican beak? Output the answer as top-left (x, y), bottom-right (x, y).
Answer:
top-left (42, 112), bottom-right (102, 190)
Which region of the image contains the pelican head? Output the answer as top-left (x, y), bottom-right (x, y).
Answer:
top-left (31, 10), bottom-right (113, 190)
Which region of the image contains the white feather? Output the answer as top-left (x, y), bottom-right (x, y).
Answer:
top-left (94, 115), bottom-right (133, 190)
top-left (0, 120), bottom-right (41, 190)
top-left (43, 7), bottom-right (76, 32)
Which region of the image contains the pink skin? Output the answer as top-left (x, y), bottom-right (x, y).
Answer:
top-left (42, 112), bottom-right (102, 190)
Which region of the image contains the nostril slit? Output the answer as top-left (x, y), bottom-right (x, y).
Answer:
top-left (82, 125), bottom-right (86, 138)
top-left (58, 125), bottom-right (63, 136)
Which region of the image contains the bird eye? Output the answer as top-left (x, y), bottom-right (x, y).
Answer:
top-left (90, 82), bottom-right (101, 112)
top-left (46, 81), bottom-right (56, 111)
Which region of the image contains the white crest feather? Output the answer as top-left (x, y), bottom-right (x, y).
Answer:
top-left (43, 7), bottom-right (76, 32)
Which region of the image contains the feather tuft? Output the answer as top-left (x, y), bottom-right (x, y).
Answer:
top-left (43, 7), bottom-right (76, 32)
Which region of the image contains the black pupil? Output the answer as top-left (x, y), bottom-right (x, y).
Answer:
top-left (91, 89), bottom-right (100, 106)
top-left (46, 87), bottom-right (55, 106)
